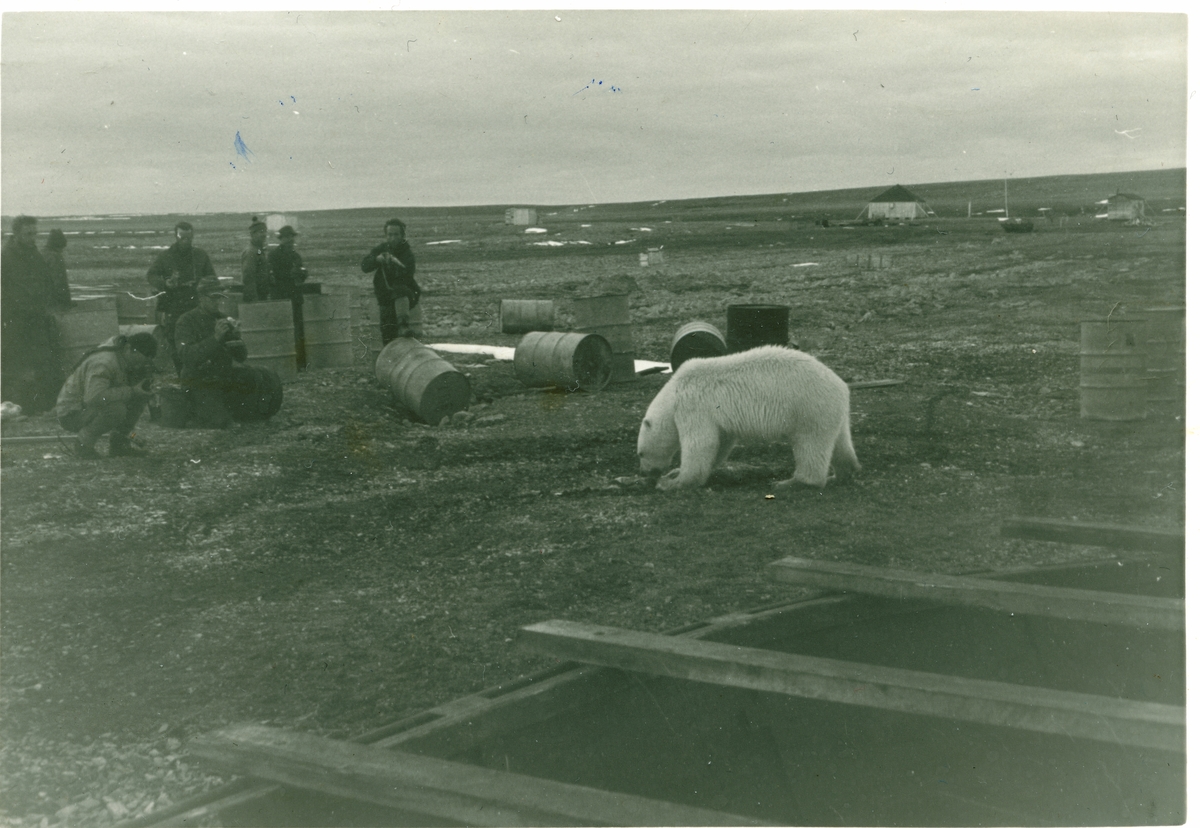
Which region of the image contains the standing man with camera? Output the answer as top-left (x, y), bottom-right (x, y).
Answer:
top-left (360, 218), bottom-right (421, 344)
top-left (146, 220), bottom-right (217, 370)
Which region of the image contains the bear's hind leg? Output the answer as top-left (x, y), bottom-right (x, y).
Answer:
top-left (830, 422), bottom-right (861, 483)
top-left (776, 433), bottom-right (836, 489)
top-left (658, 423), bottom-right (721, 489)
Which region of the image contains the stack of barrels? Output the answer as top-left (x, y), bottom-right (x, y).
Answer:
top-left (56, 283), bottom-right (359, 382)
top-left (499, 298), bottom-right (614, 392)
top-left (1079, 307), bottom-right (1185, 421)
top-left (573, 293), bottom-right (636, 383)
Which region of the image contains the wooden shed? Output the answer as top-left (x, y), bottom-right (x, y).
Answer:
top-left (505, 207), bottom-right (538, 226)
top-left (860, 184), bottom-right (932, 221)
top-left (1105, 193), bottom-right (1146, 222)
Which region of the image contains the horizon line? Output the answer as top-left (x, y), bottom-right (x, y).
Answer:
top-left (3, 165), bottom-right (1184, 222)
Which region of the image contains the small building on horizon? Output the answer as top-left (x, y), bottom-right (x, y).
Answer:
top-left (505, 207), bottom-right (538, 226)
top-left (859, 185), bottom-right (933, 221)
top-left (1104, 193), bottom-right (1146, 222)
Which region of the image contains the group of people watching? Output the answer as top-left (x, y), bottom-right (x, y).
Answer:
top-left (2, 213), bottom-right (422, 459)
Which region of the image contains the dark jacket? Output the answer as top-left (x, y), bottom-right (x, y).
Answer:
top-left (240, 244), bottom-right (271, 302)
top-left (42, 249), bottom-right (73, 310)
top-left (267, 245), bottom-right (308, 301)
top-left (174, 306), bottom-right (247, 383)
top-left (361, 241), bottom-right (419, 307)
top-left (2, 237), bottom-right (52, 327)
top-left (147, 242), bottom-right (216, 319)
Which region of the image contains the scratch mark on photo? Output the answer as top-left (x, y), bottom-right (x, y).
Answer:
top-left (234, 131), bottom-right (254, 162)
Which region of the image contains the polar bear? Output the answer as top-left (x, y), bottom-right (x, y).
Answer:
top-left (637, 345), bottom-right (860, 491)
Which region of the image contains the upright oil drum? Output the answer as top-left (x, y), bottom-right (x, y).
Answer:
top-left (514, 331), bottom-right (613, 392)
top-left (53, 295), bottom-right (119, 374)
top-left (322, 284), bottom-right (382, 367)
top-left (302, 294), bottom-right (354, 369)
top-left (1080, 317), bottom-right (1147, 420)
top-left (238, 300), bottom-right (297, 380)
top-left (1140, 306), bottom-right (1185, 403)
top-left (726, 304), bottom-right (789, 353)
top-left (670, 321), bottom-right (726, 371)
top-left (374, 337), bottom-right (471, 425)
top-left (574, 293), bottom-right (635, 383)
top-left (500, 299), bottom-right (555, 334)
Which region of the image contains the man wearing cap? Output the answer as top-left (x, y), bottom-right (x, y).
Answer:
top-left (360, 218), bottom-right (421, 344)
top-left (174, 277), bottom-right (250, 428)
top-left (240, 218), bottom-right (271, 303)
top-left (146, 221), bottom-right (217, 369)
top-left (56, 332), bottom-right (158, 459)
top-left (267, 225), bottom-right (309, 368)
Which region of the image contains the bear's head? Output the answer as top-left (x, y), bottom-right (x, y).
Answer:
top-left (637, 381), bottom-right (680, 474)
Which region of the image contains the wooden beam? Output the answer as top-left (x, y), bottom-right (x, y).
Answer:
top-left (847, 379), bottom-right (904, 389)
top-left (767, 557), bottom-right (1183, 631)
top-left (1001, 517), bottom-right (1184, 555)
top-left (190, 723), bottom-right (770, 827)
top-left (520, 620), bottom-right (1184, 754)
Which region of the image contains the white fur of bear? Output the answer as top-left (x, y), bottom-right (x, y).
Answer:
top-left (637, 345), bottom-right (860, 491)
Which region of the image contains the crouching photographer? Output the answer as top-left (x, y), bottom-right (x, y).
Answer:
top-left (55, 332), bottom-right (158, 459)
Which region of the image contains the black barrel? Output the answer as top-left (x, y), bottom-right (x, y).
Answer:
top-left (726, 304), bottom-right (789, 353)
top-left (670, 322), bottom-right (726, 371)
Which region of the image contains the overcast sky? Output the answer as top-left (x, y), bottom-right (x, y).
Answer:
top-left (0, 7), bottom-right (1189, 217)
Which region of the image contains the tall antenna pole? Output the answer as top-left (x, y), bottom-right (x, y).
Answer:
top-left (1004, 178), bottom-right (1009, 219)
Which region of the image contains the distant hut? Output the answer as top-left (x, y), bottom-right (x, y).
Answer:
top-left (858, 185), bottom-right (933, 221)
top-left (505, 207), bottom-right (538, 226)
top-left (1105, 193), bottom-right (1146, 222)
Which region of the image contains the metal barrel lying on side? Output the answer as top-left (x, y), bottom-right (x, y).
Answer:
top-left (513, 331), bottom-right (612, 392)
top-left (374, 337), bottom-right (471, 425)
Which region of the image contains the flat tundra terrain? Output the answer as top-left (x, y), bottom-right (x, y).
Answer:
top-left (0, 171), bottom-right (1186, 826)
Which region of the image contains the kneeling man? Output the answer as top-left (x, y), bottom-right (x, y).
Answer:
top-left (56, 332), bottom-right (158, 459)
top-left (175, 277), bottom-right (250, 428)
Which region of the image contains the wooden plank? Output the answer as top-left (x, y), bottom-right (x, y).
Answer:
top-left (520, 620), bottom-right (1184, 754)
top-left (767, 557), bottom-right (1183, 631)
top-left (189, 723), bottom-right (771, 827)
top-left (847, 378), bottom-right (904, 389)
top-left (1001, 517), bottom-right (1184, 555)
top-left (0, 435), bottom-right (67, 446)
